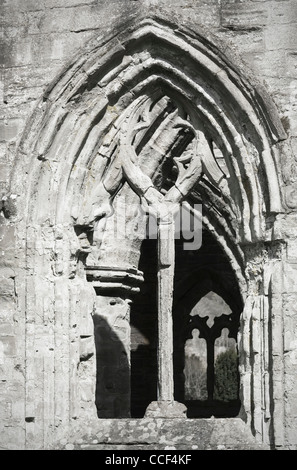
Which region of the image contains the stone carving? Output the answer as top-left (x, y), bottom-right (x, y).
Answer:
top-left (81, 93), bottom-right (230, 416)
top-left (83, 97), bottom-right (225, 249)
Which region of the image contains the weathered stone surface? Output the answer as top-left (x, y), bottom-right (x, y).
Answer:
top-left (145, 401), bottom-right (187, 419)
top-left (56, 417), bottom-right (269, 451)
top-left (1, 0), bottom-right (297, 452)
top-left (220, 2), bottom-right (268, 31)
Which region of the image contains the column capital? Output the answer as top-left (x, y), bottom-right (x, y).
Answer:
top-left (86, 265), bottom-right (144, 296)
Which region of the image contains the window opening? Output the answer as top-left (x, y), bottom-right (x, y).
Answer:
top-left (173, 232), bottom-right (242, 418)
top-left (183, 292), bottom-right (240, 418)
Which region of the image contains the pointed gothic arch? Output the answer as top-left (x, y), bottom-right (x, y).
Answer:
top-left (15, 17), bottom-right (284, 236)
top-left (10, 15), bottom-right (287, 449)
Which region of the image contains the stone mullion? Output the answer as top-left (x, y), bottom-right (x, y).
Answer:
top-left (144, 214), bottom-right (187, 418)
top-left (206, 339), bottom-right (215, 401)
top-left (157, 220), bottom-right (175, 402)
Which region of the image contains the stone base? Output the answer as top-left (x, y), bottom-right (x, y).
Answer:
top-left (56, 417), bottom-right (271, 450)
top-left (144, 401), bottom-right (187, 418)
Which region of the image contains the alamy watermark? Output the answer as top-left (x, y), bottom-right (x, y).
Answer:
top-left (100, 199), bottom-right (203, 251)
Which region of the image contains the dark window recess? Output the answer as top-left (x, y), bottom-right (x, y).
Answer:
top-left (130, 239), bottom-right (158, 418)
top-left (130, 229), bottom-right (242, 419)
top-left (173, 231), bottom-right (242, 418)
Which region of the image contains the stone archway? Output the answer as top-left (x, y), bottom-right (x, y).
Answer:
top-left (10, 15), bottom-right (287, 449)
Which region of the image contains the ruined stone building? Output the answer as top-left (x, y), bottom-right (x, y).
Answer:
top-left (1, 0), bottom-right (297, 450)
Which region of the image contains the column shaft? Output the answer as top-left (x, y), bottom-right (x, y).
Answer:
top-left (157, 220), bottom-right (175, 402)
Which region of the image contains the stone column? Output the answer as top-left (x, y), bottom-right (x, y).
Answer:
top-left (145, 212), bottom-right (187, 418)
top-left (157, 219), bottom-right (175, 402)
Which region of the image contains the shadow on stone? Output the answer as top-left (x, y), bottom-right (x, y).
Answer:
top-left (93, 314), bottom-right (131, 418)
top-left (130, 345), bottom-right (158, 418)
top-left (130, 239), bottom-right (158, 418)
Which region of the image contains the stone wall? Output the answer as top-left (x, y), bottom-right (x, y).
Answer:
top-left (1, 0), bottom-right (297, 450)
